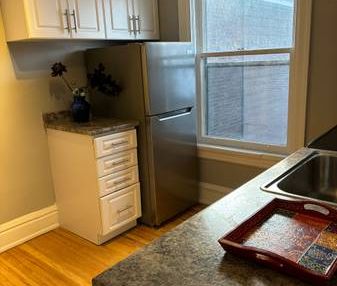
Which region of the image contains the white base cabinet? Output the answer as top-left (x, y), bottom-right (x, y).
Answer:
top-left (47, 128), bottom-right (141, 245)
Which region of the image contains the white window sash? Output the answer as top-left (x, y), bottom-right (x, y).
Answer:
top-left (195, 0), bottom-right (312, 156)
top-left (199, 48), bottom-right (292, 59)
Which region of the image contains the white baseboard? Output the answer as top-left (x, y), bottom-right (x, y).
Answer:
top-left (0, 183), bottom-right (229, 252)
top-left (0, 205), bottom-right (59, 253)
top-left (199, 182), bottom-right (233, 205)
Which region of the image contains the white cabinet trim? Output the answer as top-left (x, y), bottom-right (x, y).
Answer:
top-left (198, 144), bottom-right (285, 169)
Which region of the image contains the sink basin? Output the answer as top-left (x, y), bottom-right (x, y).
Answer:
top-left (262, 152), bottom-right (337, 205)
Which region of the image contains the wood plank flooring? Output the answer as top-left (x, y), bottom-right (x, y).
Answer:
top-left (0, 205), bottom-right (205, 286)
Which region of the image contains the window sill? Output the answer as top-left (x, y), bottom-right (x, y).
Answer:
top-left (197, 144), bottom-right (286, 169)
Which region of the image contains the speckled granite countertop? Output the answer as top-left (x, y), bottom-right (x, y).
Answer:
top-left (93, 148), bottom-right (337, 286)
top-left (43, 111), bottom-right (139, 137)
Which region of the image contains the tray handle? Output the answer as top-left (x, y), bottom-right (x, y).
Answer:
top-left (255, 253), bottom-right (284, 269)
top-left (304, 203), bottom-right (330, 216)
top-left (220, 240), bottom-right (291, 269)
top-left (220, 241), bottom-right (330, 281)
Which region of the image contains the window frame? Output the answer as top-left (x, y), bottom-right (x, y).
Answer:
top-left (194, 0), bottom-right (312, 156)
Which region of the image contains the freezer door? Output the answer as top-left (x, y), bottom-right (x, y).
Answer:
top-left (143, 42), bottom-right (196, 116)
top-left (148, 107), bottom-right (199, 225)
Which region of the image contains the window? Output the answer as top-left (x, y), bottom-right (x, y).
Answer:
top-left (195, 0), bottom-right (311, 155)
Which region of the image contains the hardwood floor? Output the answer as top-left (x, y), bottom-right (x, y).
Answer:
top-left (0, 205), bottom-right (205, 286)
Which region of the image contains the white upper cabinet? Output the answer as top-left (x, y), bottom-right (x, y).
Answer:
top-left (69, 0), bottom-right (106, 39)
top-left (26, 0), bottom-right (70, 39)
top-left (133, 0), bottom-right (159, 40)
top-left (103, 0), bottom-right (134, 40)
top-left (0, 0), bottom-right (159, 41)
top-left (0, 0), bottom-right (70, 41)
top-left (1, 0), bottom-right (105, 40)
top-left (104, 0), bottom-right (159, 40)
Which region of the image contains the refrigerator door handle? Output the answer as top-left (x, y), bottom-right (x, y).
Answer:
top-left (158, 108), bottom-right (193, 122)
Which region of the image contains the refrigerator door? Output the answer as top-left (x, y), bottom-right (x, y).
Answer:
top-left (143, 42), bottom-right (196, 116)
top-left (147, 107), bottom-right (199, 225)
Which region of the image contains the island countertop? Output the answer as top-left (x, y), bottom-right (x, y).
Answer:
top-left (43, 111), bottom-right (139, 137)
top-left (92, 148), bottom-right (337, 286)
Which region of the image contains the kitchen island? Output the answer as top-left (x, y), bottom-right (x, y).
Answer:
top-left (93, 148), bottom-right (336, 286)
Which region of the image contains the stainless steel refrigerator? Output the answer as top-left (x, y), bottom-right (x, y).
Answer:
top-left (85, 43), bottom-right (198, 226)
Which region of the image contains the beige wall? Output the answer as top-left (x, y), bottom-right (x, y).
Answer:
top-left (0, 12), bottom-right (110, 224)
top-left (158, 0), bottom-right (180, 41)
top-left (305, 0), bottom-right (337, 143)
top-left (200, 0), bottom-right (337, 188)
top-left (199, 159), bottom-right (264, 189)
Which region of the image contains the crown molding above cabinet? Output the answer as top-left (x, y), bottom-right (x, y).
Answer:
top-left (0, 0), bottom-right (159, 41)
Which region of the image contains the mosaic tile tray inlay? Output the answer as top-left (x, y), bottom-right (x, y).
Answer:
top-left (219, 199), bottom-right (337, 284)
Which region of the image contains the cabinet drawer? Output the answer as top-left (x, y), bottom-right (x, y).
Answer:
top-left (94, 130), bottom-right (137, 158)
top-left (96, 149), bottom-right (138, 178)
top-left (98, 166), bottom-right (139, 197)
top-left (100, 184), bottom-right (141, 235)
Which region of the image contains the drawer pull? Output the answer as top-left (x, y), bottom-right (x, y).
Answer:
top-left (95, 130), bottom-right (136, 158)
top-left (114, 176), bottom-right (131, 185)
top-left (104, 140), bottom-right (129, 148)
top-left (105, 158), bottom-right (130, 168)
top-left (106, 176), bottom-right (131, 188)
top-left (112, 158), bottom-right (130, 166)
top-left (97, 149), bottom-right (137, 179)
top-left (111, 140), bottom-right (128, 147)
top-left (118, 205), bottom-right (133, 214)
top-left (103, 140), bottom-right (128, 150)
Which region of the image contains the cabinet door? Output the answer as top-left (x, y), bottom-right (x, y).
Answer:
top-left (100, 184), bottom-right (141, 235)
top-left (68, 0), bottom-right (106, 39)
top-left (103, 0), bottom-right (135, 39)
top-left (25, 0), bottom-right (71, 39)
top-left (133, 0), bottom-right (159, 40)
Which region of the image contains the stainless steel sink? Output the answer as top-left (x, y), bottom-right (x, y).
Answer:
top-left (262, 151), bottom-right (337, 206)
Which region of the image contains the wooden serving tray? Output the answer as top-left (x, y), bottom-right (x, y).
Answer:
top-left (218, 199), bottom-right (337, 284)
